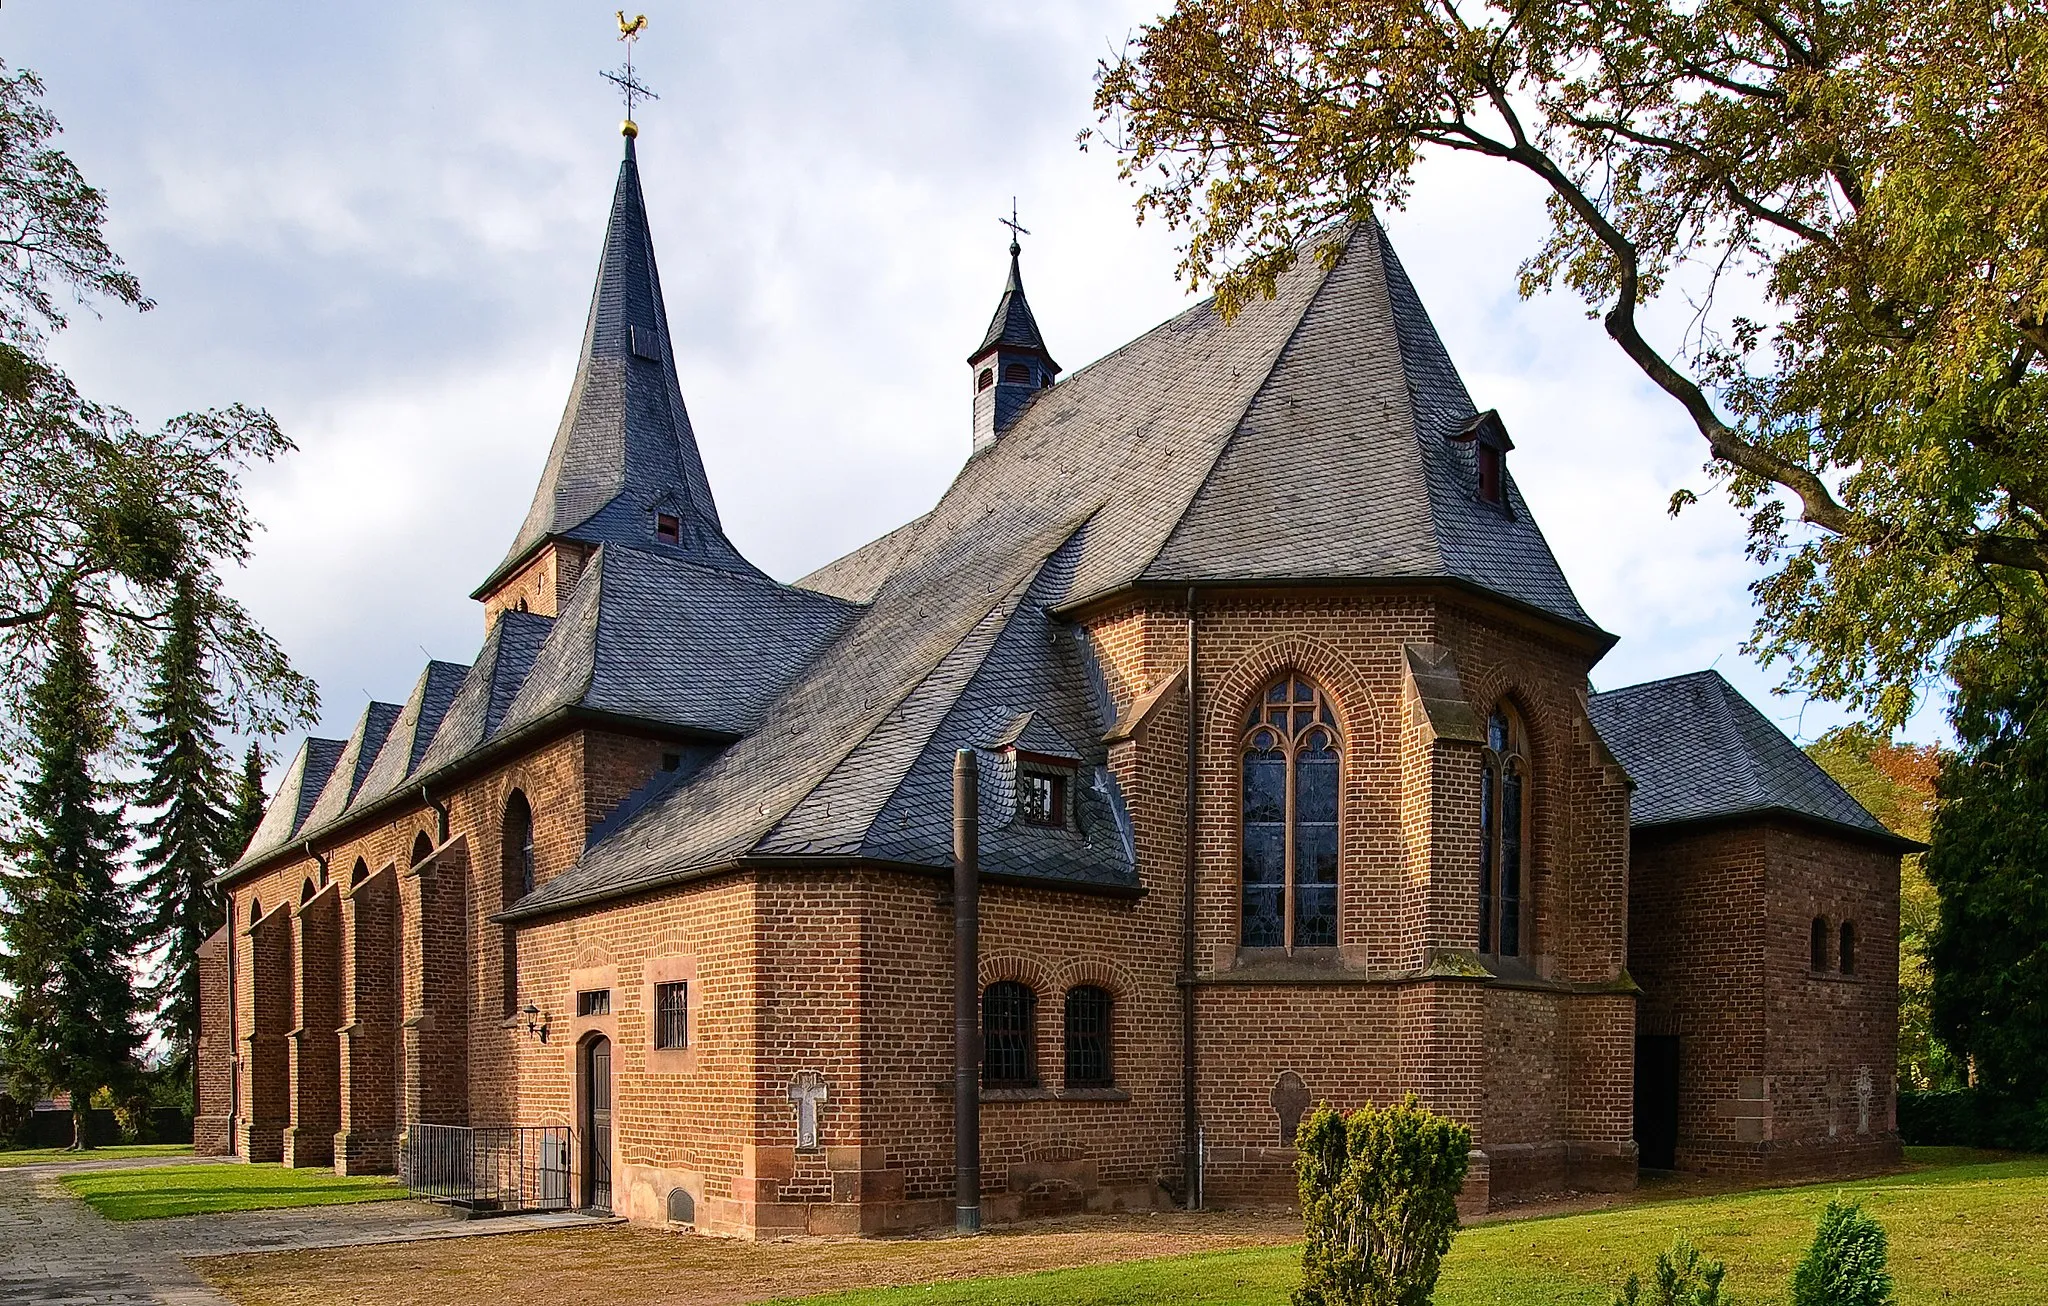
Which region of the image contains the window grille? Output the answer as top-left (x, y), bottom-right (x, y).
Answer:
top-left (1064, 987), bottom-right (1112, 1088)
top-left (654, 981), bottom-right (688, 1049)
top-left (982, 982), bottom-right (1036, 1087)
top-left (577, 989), bottom-right (611, 1017)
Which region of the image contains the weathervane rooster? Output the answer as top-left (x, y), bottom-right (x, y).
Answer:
top-left (617, 11), bottom-right (648, 39)
top-left (604, 11), bottom-right (657, 138)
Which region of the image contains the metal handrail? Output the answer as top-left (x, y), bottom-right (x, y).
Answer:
top-left (401, 1123), bottom-right (573, 1213)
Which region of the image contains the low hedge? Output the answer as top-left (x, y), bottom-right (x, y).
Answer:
top-left (1899, 1087), bottom-right (2048, 1152)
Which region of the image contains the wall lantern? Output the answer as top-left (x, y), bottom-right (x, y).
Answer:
top-left (522, 1003), bottom-right (551, 1044)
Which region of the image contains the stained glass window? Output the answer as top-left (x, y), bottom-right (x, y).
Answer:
top-left (1478, 706), bottom-right (1531, 958)
top-left (1240, 675), bottom-right (1342, 950)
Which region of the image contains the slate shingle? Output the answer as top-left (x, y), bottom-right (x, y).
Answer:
top-left (235, 736), bottom-right (345, 869)
top-left (1587, 671), bottom-right (1915, 846)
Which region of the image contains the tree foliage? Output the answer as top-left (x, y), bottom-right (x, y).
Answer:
top-left (134, 573), bottom-right (234, 1090)
top-left (1790, 1197), bottom-right (1894, 1306)
top-left (1805, 727), bottom-right (1954, 1088)
top-left (1091, 0), bottom-right (2048, 726)
top-left (0, 58), bottom-right (313, 757)
top-left (1924, 644), bottom-right (2048, 1120)
top-left (0, 590), bottom-right (141, 1147)
top-left (228, 742), bottom-right (268, 866)
top-left (1294, 1095), bottom-right (1470, 1306)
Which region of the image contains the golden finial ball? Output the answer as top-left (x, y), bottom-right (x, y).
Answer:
top-left (621, 119), bottom-right (639, 138)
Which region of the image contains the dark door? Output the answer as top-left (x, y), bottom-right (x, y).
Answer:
top-left (1634, 1034), bottom-right (1680, 1171)
top-left (583, 1036), bottom-right (613, 1211)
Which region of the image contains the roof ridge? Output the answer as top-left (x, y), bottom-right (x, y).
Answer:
top-left (1132, 228), bottom-right (1353, 581)
top-left (1369, 220), bottom-right (1452, 577)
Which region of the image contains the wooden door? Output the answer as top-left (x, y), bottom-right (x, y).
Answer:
top-left (583, 1036), bottom-right (613, 1211)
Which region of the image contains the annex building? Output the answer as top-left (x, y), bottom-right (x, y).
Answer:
top-left (197, 126), bottom-right (1913, 1234)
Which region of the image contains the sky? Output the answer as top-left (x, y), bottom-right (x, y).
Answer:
top-left (2, 0), bottom-right (1944, 767)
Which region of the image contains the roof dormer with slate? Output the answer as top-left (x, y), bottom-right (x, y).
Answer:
top-left (968, 238), bottom-right (1059, 454)
top-left (477, 134), bottom-right (763, 623)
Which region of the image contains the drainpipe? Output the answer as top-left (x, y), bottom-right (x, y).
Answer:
top-left (302, 841), bottom-right (330, 889)
top-left (1182, 586), bottom-right (1201, 1210)
top-left (953, 749), bottom-right (982, 1234)
top-left (420, 785), bottom-right (450, 844)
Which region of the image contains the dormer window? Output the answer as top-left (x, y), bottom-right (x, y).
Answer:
top-left (655, 511), bottom-right (681, 545)
top-left (977, 367), bottom-right (995, 392)
top-left (1454, 409), bottom-right (1515, 512)
top-left (1019, 768), bottom-right (1067, 828)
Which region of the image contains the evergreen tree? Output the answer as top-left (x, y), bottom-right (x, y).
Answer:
top-left (227, 741), bottom-right (268, 864)
top-left (134, 573), bottom-right (232, 1091)
top-left (0, 588), bottom-right (141, 1148)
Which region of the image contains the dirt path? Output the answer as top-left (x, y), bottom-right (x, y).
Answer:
top-left (195, 1209), bottom-right (1305, 1306)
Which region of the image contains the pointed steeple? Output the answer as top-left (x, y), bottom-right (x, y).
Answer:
top-left (968, 238), bottom-right (1059, 454)
top-left (476, 135), bottom-right (761, 607)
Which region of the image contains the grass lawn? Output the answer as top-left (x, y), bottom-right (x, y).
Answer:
top-left (0, 1142), bottom-right (192, 1168)
top-left (61, 1162), bottom-right (408, 1221)
top-left (772, 1151), bottom-right (2048, 1306)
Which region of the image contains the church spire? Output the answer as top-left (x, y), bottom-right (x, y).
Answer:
top-left (475, 38), bottom-right (760, 611)
top-left (968, 202), bottom-right (1059, 454)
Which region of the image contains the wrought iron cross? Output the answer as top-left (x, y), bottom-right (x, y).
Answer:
top-left (602, 12), bottom-right (659, 131)
top-left (999, 197), bottom-right (1030, 256)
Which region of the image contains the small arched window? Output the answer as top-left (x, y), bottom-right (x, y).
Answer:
top-left (410, 832), bottom-right (433, 868)
top-left (249, 897), bottom-right (261, 926)
top-left (301, 877), bottom-right (316, 903)
top-left (1810, 916), bottom-right (1830, 972)
top-left (1240, 675), bottom-right (1341, 950)
top-left (1479, 705), bottom-right (1531, 957)
top-left (982, 981), bottom-right (1037, 1088)
top-left (1064, 986), bottom-right (1113, 1089)
top-left (977, 367), bottom-right (994, 392)
top-left (351, 858), bottom-right (369, 887)
top-left (1839, 920), bottom-right (1856, 975)
top-left (502, 791), bottom-right (535, 1015)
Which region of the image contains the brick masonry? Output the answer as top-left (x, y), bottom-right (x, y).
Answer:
top-left (197, 584), bottom-right (1899, 1232)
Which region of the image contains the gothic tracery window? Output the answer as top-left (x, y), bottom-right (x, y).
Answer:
top-left (501, 791), bottom-right (534, 1015)
top-left (1479, 705), bottom-right (1530, 958)
top-left (1241, 675), bottom-right (1340, 950)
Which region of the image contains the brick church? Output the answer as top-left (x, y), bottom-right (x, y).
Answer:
top-left (197, 123), bottom-right (1913, 1235)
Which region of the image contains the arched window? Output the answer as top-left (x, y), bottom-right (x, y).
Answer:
top-left (977, 367), bottom-right (994, 392)
top-left (1064, 986), bottom-right (1113, 1089)
top-left (1810, 916), bottom-right (1829, 971)
top-left (501, 791), bottom-right (535, 1015)
top-left (982, 981), bottom-right (1037, 1088)
top-left (1479, 705), bottom-right (1531, 957)
top-left (1241, 675), bottom-right (1341, 950)
top-left (351, 858), bottom-right (369, 887)
top-left (410, 832), bottom-right (433, 868)
top-left (249, 897), bottom-right (261, 926)
top-left (1839, 920), bottom-right (1856, 975)
top-left (301, 877), bottom-right (316, 903)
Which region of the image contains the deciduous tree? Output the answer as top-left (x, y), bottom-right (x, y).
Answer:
top-left (1091, 0), bottom-right (2048, 725)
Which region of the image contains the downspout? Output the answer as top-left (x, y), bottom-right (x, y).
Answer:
top-left (421, 785), bottom-right (450, 845)
top-left (302, 841), bottom-right (331, 888)
top-left (953, 749), bottom-right (982, 1234)
top-left (1182, 586), bottom-right (1201, 1210)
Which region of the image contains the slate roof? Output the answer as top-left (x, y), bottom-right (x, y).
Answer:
top-left (478, 136), bottom-right (761, 596)
top-left (296, 701), bottom-right (402, 836)
top-left (796, 513), bottom-right (930, 603)
top-left (349, 659), bottom-right (469, 812)
top-left (1587, 671), bottom-right (1916, 848)
top-left (972, 248), bottom-right (1059, 370)
top-left (239, 736), bottom-right (345, 866)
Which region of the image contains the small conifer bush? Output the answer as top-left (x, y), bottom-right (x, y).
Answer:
top-left (1610, 1234), bottom-right (1729, 1306)
top-left (1791, 1197), bottom-right (1894, 1306)
top-left (1293, 1094), bottom-right (1471, 1306)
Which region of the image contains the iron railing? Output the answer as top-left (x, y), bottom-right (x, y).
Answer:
top-left (401, 1123), bottom-right (572, 1214)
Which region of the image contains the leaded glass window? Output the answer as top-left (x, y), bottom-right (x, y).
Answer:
top-left (1240, 675), bottom-right (1341, 950)
top-left (1479, 706), bottom-right (1530, 957)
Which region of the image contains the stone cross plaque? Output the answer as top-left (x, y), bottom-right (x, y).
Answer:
top-left (788, 1071), bottom-right (828, 1153)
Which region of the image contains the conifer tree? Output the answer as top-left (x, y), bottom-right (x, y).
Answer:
top-left (227, 742), bottom-right (268, 864)
top-left (0, 588), bottom-right (141, 1148)
top-left (134, 573), bottom-right (232, 1089)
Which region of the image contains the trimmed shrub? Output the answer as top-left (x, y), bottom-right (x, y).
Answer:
top-left (1294, 1094), bottom-right (1471, 1306)
top-left (1609, 1234), bottom-right (1729, 1306)
top-left (1899, 1086), bottom-right (2048, 1151)
top-left (1791, 1198), bottom-right (1894, 1306)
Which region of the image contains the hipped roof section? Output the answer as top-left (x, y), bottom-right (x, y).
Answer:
top-left (1587, 670), bottom-right (1920, 849)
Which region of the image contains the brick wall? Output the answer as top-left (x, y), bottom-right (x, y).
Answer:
top-left (194, 926), bottom-right (232, 1155)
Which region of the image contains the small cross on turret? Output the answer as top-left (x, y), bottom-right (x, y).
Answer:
top-left (968, 198), bottom-right (1059, 453)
